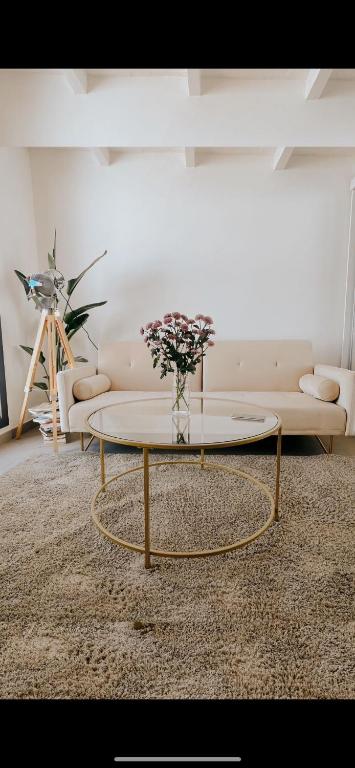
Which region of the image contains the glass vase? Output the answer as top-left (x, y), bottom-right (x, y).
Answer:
top-left (172, 369), bottom-right (190, 415)
top-left (172, 413), bottom-right (190, 444)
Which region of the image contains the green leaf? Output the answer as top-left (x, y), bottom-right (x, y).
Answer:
top-left (33, 382), bottom-right (48, 390)
top-left (48, 252), bottom-right (56, 270)
top-left (74, 356), bottom-right (88, 363)
top-left (19, 345), bottom-right (46, 365)
top-left (63, 301), bottom-right (107, 325)
top-left (65, 314), bottom-right (89, 341)
top-left (66, 251), bottom-right (107, 296)
top-left (65, 313), bottom-right (89, 334)
top-left (14, 269), bottom-right (30, 295)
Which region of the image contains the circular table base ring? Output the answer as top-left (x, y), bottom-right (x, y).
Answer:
top-left (91, 459), bottom-right (277, 559)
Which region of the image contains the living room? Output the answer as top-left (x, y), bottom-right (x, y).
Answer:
top-left (0, 67), bottom-right (354, 754)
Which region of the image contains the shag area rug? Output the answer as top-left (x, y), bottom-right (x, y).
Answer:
top-left (0, 451), bottom-right (354, 699)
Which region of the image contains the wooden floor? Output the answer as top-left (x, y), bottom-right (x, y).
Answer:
top-left (0, 428), bottom-right (354, 477)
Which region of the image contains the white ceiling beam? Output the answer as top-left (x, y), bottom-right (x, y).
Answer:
top-left (305, 69), bottom-right (332, 100)
top-left (272, 147), bottom-right (294, 171)
top-left (186, 69), bottom-right (201, 96)
top-left (184, 148), bottom-right (196, 167)
top-left (62, 69), bottom-right (87, 94)
top-left (91, 148), bottom-right (110, 166)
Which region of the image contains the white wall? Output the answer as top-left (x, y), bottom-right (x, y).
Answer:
top-left (0, 149), bottom-right (40, 432)
top-left (28, 148), bottom-right (355, 367)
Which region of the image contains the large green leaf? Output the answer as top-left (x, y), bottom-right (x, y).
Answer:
top-left (19, 345), bottom-right (46, 365)
top-left (48, 230), bottom-right (57, 269)
top-left (48, 252), bottom-right (56, 270)
top-left (64, 301), bottom-right (107, 325)
top-left (14, 269), bottom-right (30, 295)
top-left (65, 313), bottom-right (89, 340)
top-left (65, 312), bottom-right (89, 333)
top-left (33, 382), bottom-right (48, 390)
top-left (15, 271), bottom-right (42, 308)
top-left (66, 250), bottom-right (107, 296)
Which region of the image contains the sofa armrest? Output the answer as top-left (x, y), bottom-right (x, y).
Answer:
top-left (57, 364), bottom-right (97, 432)
top-left (314, 364), bottom-right (355, 436)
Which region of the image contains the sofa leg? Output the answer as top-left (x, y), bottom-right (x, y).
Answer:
top-left (316, 435), bottom-right (333, 454)
top-left (80, 433), bottom-right (96, 452)
top-left (84, 435), bottom-right (95, 452)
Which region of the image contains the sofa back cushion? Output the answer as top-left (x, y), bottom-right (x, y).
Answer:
top-left (203, 340), bottom-right (313, 392)
top-left (98, 341), bottom-right (202, 391)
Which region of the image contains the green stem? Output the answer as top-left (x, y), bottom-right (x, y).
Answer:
top-left (172, 370), bottom-right (189, 412)
top-left (40, 361), bottom-right (50, 402)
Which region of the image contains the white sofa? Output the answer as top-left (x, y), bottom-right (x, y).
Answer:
top-left (57, 340), bottom-right (355, 448)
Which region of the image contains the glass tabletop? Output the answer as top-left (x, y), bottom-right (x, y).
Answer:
top-left (86, 396), bottom-right (280, 449)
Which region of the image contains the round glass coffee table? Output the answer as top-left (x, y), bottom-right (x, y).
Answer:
top-left (86, 396), bottom-right (282, 568)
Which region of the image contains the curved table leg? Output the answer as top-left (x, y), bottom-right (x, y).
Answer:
top-left (143, 447), bottom-right (151, 568)
top-left (275, 427), bottom-right (282, 520)
top-left (100, 439), bottom-right (105, 491)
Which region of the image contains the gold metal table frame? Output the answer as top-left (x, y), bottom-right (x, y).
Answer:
top-left (86, 402), bottom-right (282, 569)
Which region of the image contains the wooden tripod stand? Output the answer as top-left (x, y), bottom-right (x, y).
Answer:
top-left (16, 309), bottom-right (75, 453)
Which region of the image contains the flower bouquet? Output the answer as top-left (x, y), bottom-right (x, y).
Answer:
top-left (140, 312), bottom-right (215, 414)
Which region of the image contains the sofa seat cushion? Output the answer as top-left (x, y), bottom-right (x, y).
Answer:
top-left (202, 392), bottom-right (346, 435)
top-left (69, 391), bottom-right (204, 432)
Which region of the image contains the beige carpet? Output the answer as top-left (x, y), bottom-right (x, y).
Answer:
top-left (0, 451), bottom-right (354, 699)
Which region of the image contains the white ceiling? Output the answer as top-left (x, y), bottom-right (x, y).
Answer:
top-left (3, 68), bottom-right (355, 80)
top-left (1, 69), bottom-right (355, 162)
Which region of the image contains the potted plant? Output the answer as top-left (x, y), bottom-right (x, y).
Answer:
top-left (15, 232), bottom-right (108, 440)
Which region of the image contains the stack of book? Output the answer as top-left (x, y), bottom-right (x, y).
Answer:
top-left (28, 401), bottom-right (66, 443)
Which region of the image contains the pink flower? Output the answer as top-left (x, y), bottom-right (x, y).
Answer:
top-left (204, 316), bottom-right (213, 325)
top-left (208, 340), bottom-right (215, 347)
top-left (164, 315), bottom-right (173, 323)
top-left (181, 314), bottom-right (188, 321)
top-left (209, 329), bottom-right (216, 335)
top-left (188, 318), bottom-right (195, 324)
top-left (153, 320), bottom-right (162, 329)
top-left (139, 327), bottom-right (145, 335)
top-left (145, 321), bottom-right (153, 330)
top-left (195, 314), bottom-right (204, 320)
top-left (181, 323), bottom-right (189, 332)
top-left (172, 312), bottom-right (181, 319)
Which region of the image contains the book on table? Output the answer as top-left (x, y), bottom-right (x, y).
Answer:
top-left (231, 414), bottom-right (265, 422)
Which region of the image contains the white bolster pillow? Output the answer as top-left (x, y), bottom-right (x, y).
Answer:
top-left (299, 373), bottom-right (340, 402)
top-left (73, 373), bottom-right (111, 401)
